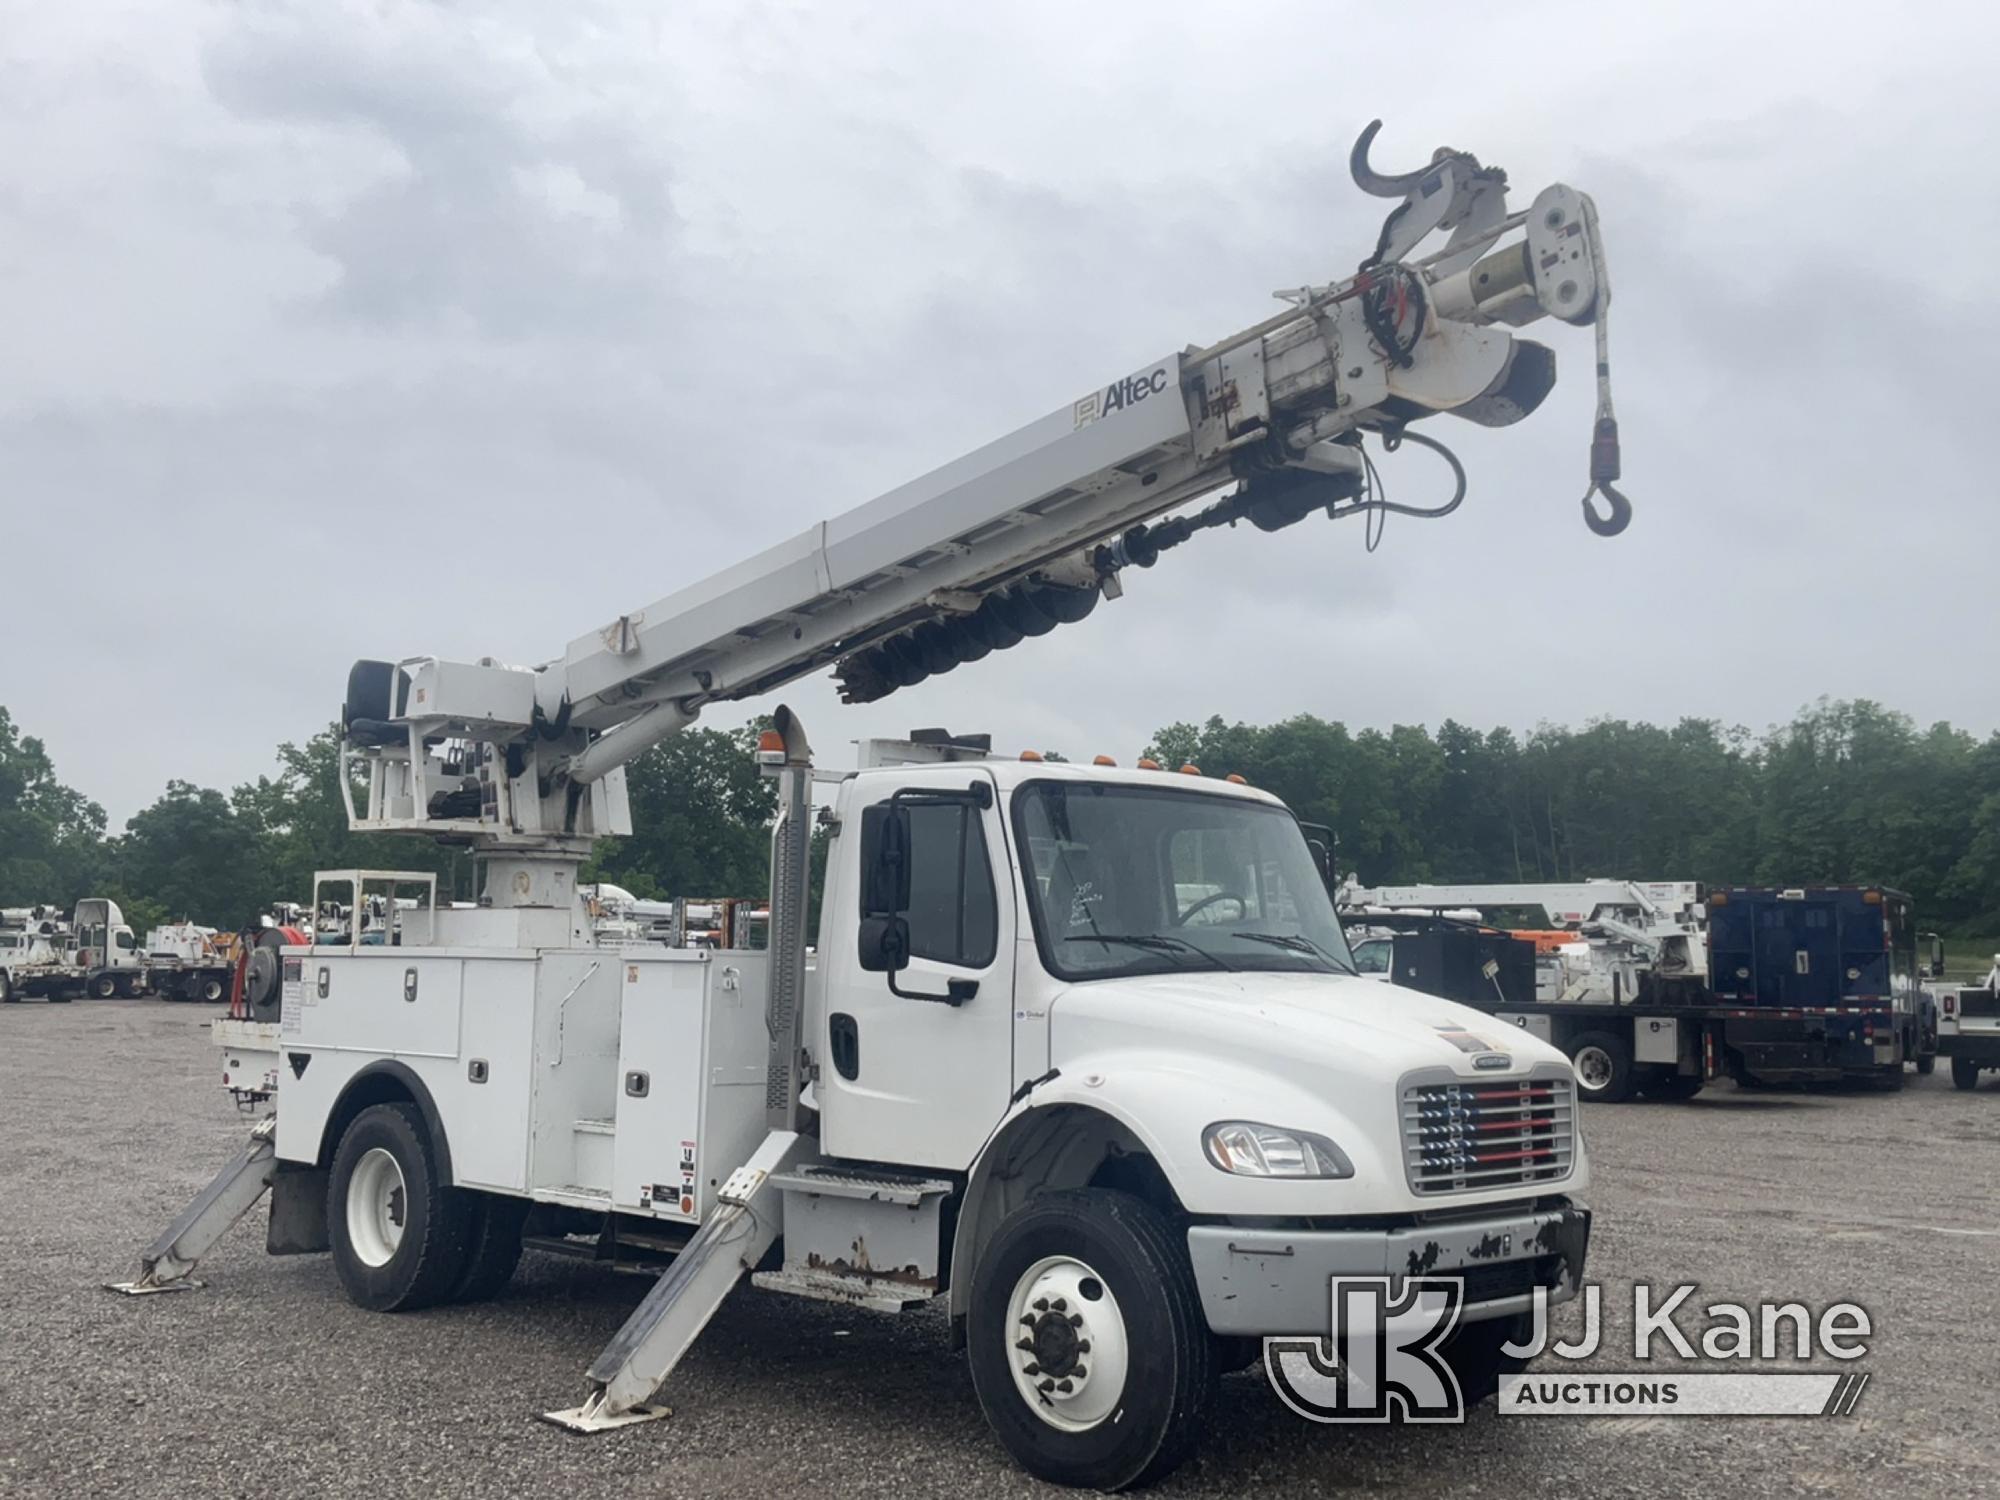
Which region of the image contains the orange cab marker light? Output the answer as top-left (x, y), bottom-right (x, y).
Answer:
top-left (1225, 773), bottom-right (1248, 785)
top-left (1093, 754), bottom-right (1116, 766)
top-left (1136, 757), bottom-right (1162, 771)
top-left (1179, 764), bottom-right (1202, 776)
top-left (757, 730), bottom-right (785, 753)
top-left (1020, 749), bottom-right (1044, 762)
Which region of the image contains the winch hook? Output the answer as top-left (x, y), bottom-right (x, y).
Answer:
top-left (1580, 417), bottom-right (1632, 537)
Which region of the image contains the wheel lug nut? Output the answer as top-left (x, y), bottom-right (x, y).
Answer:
top-left (1033, 1298), bottom-right (1049, 1312)
top-left (1056, 1378), bottom-right (1074, 1392)
top-left (1019, 1315), bottom-right (1036, 1328)
top-left (1077, 1340), bottom-right (1091, 1353)
top-left (1069, 1313), bottom-right (1084, 1327)
top-left (1024, 1363), bottom-right (1041, 1376)
top-left (1038, 1378), bottom-right (1055, 1393)
top-left (1073, 1364), bottom-right (1087, 1379)
top-left (1016, 1339), bottom-right (1034, 1352)
top-left (1051, 1297), bottom-right (1067, 1312)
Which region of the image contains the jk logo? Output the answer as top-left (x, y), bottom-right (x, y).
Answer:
top-left (1265, 1276), bottom-right (1467, 1423)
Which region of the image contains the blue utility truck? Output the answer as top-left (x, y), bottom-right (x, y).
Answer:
top-left (1705, 885), bottom-right (1931, 1088)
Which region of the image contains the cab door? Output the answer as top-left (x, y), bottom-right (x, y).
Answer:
top-left (816, 769), bottom-right (1017, 1169)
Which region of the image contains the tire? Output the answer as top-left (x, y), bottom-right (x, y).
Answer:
top-left (1915, 1052), bottom-right (1937, 1076)
top-left (197, 976), bottom-right (226, 1004)
top-left (89, 973), bottom-right (117, 999)
top-left (0, 974), bottom-right (13, 1003)
top-left (116, 973), bottom-right (143, 998)
top-left (967, 1188), bottom-right (1215, 1491)
top-left (451, 1192), bottom-right (529, 1303)
top-left (1640, 1074), bottom-right (1704, 1102)
top-left (1953, 1056), bottom-right (1981, 1092)
top-left (1568, 1030), bottom-right (1636, 1103)
top-left (1441, 1311), bottom-right (1535, 1407)
top-left (327, 1102), bottom-right (472, 1312)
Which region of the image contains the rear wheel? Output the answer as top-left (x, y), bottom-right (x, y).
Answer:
top-left (1915, 1051), bottom-right (1937, 1076)
top-left (89, 973), bottom-right (117, 999)
top-left (452, 1192), bottom-right (529, 1302)
top-left (968, 1188), bottom-right (1215, 1491)
top-left (327, 1102), bottom-right (471, 1312)
top-left (116, 973), bottom-right (143, 998)
top-left (1568, 1030), bottom-right (1636, 1103)
top-left (197, 976), bottom-right (226, 1004)
top-left (1953, 1056), bottom-right (1982, 1091)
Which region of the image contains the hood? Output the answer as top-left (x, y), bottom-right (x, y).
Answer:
top-left (1043, 970), bottom-right (1583, 1217)
top-left (1052, 969), bottom-right (1560, 1077)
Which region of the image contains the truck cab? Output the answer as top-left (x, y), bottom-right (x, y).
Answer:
top-left (74, 898), bottom-right (144, 998)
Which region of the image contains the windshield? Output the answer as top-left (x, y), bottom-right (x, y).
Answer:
top-left (1012, 779), bottom-right (1356, 980)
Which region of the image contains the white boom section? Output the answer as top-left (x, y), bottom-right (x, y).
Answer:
top-left (1339, 880), bottom-right (1705, 930)
top-left (339, 125), bottom-right (1623, 861)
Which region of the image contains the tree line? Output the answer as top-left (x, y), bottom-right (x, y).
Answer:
top-left (3, 698), bottom-right (1997, 936)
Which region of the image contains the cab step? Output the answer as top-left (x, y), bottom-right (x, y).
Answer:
top-left (763, 1166), bottom-right (954, 1206)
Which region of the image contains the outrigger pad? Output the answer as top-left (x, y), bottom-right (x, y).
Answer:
top-left (104, 1278), bottom-right (204, 1296)
top-left (538, 1401), bottom-right (673, 1434)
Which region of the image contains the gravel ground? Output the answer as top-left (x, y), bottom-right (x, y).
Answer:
top-left (3, 1000), bottom-right (1998, 1498)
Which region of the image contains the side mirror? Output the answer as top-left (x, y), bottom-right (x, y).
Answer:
top-left (862, 803), bottom-right (913, 916)
top-left (857, 915), bottom-right (910, 974)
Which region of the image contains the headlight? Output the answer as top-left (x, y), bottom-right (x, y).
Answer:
top-left (1203, 1121), bottom-right (1353, 1179)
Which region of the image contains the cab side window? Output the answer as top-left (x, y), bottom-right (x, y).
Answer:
top-left (862, 799), bottom-right (998, 968)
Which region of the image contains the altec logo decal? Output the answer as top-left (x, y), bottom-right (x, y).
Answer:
top-left (1073, 366), bottom-right (1170, 428)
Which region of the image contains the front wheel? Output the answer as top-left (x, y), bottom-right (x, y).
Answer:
top-left (89, 973), bottom-right (117, 999)
top-left (327, 1102), bottom-right (471, 1312)
top-left (968, 1189), bottom-right (1215, 1491)
top-left (1568, 1030), bottom-right (1636, 1103)
top-left (1953, 1056), bottom-right (1982, 1091)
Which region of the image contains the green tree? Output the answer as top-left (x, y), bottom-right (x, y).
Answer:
top-left (114, 781), bottom-right (268, 929)
top-left (0, 706), bottom-right (108, 904)
top-left (585, 722), bottom-right (778, 898)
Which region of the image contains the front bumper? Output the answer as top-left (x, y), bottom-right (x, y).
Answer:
top-left (1188, 1199), bottom-right (1589, 1336)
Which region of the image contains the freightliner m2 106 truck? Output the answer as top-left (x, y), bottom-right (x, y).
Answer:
top-left (115, 121), bottom-right (1626, 1488)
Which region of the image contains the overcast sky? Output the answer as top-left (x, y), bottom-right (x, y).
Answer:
top-left (4, 2), bottom-right (1996, 825)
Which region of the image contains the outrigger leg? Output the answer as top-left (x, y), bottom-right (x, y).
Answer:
top-left (107, 1117), bottom-right (278, 1295)
top-left (540, 1129), bottom-right (807, 1432)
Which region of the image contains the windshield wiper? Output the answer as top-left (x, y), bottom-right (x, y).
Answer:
top-left (1061, 933), bottom-right (1227, 970)
top-left (1226, 931), bottom-right (1358, 974)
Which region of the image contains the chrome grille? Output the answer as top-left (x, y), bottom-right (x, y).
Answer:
top-left (1401, 1075), bottom-right (1575, 1196)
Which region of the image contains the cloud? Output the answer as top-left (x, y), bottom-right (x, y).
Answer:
top-left (2, 1), bottom-right (1997, 825)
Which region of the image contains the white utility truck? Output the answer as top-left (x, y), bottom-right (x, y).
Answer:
top-left (144, 921), bottom-right (238, 1003)
top-left (0, 906), bottom-right (74, 1003)
top-left (115, 122), bottom-right (1624, 1488)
